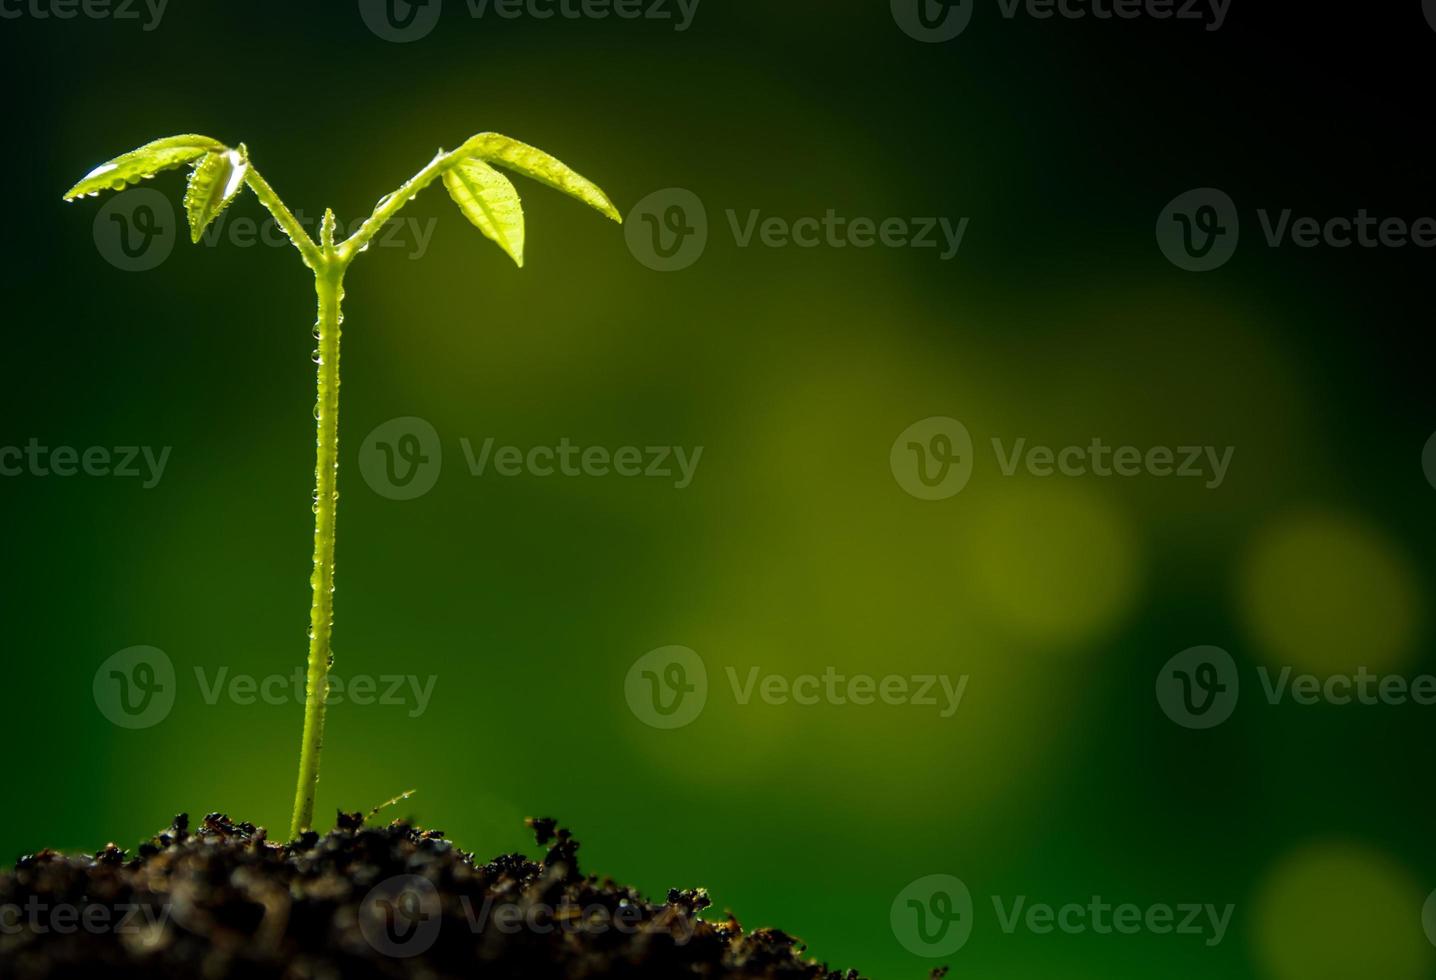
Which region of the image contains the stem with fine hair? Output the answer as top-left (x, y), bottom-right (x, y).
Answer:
top-left (243, 163), bottom-right (322, 269)
top-left (291, 214), bottom-right (345, 838)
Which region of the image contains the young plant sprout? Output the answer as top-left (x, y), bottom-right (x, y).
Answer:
top-left (64, 133), bottom-right (622, 840)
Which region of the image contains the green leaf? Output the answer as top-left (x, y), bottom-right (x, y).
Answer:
top-left (63, 134), bottom-right (227, 201)
top-left (183, 147), bottom-right (250, 243)
top-left (443, 158), bottom-right (526, 267)
top-left (457, 133), bottom-right (621, 224)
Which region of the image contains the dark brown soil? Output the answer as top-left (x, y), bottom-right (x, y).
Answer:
top-left (0, 812), bottom-right (875, 979)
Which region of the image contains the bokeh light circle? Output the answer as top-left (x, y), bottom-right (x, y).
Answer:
top-left (1239, 512), bottom-right (1424, 675)
top-left (959, 483), bottom-right (1141, 649)
top-left (1254, 841), bottom-right (1431, 980)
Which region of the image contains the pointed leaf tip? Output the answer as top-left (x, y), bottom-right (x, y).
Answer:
top-left (63, 134), bottom-right (228, 202)
top-left (444, 158), bottom-right (526, 267)
top-left (183, 147), bottom-right (249, 243)
top-left (457, 133), bottom-right (621, 225)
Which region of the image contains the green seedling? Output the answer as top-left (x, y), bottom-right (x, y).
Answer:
top-left (64, 132), bottom-right (622, 839)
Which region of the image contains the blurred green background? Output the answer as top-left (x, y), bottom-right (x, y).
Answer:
top-left (3, 2), bottom-right (1436, 977)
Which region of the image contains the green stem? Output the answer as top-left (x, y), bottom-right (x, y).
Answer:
top-left (243, 163), bottom-right (322, 270)
top-left (291, 251), bottom-right (345, 839)
top-left (338, 134), bottom-right (501, 261)
top-left (339, 148), bottom-right (452, 263)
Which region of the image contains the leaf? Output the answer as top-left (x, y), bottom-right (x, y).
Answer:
top-left (63, 134), bottom-right (227, 201)
top-left (457, 133), bottom-right (621, 224)
top-left (443, 158), bottom-right (526, 267)
top-left (183, 148), bottom-right (250, 243)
